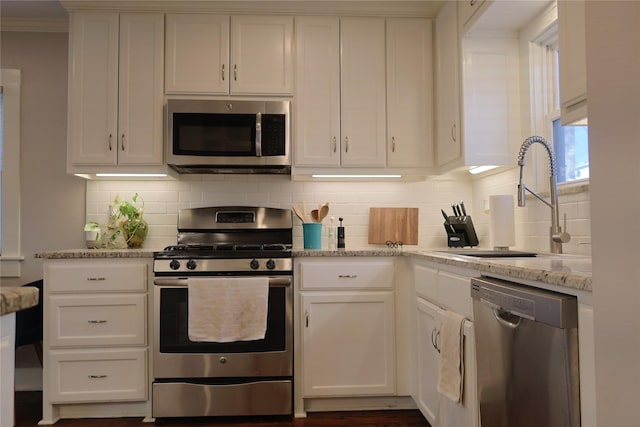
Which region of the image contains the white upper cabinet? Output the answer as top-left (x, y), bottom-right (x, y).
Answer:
top-left (435, 0), bottom-right (461, 167)
top-left (458, 0), bottom-right (490, 34)
top-left (558, 0), bottom-right (587, 125)
top-left (293, 16), bottom-right (341, 167)
top-left (294, 17), bottom-right (386, 169)
top-left (340, 18), bottom-right (387, 167)
top-left (386, 18), bottom-right (434, 169)
top-left (165, 14), bottom-right (229, 94)
top-left (67, 12), bottom-right (164, 170)
top-left (165, 15), bottom-right (293, 95)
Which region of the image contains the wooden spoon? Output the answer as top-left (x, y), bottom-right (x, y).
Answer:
top-left (318, 203), bottom-right (330, 222)
top-left (292, 204), bottom-right (305, 223)
top-left (310, 209), bottom-right (320, 222)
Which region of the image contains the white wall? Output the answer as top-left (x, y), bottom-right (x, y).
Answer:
top-left (0, 31), bottom-right (85, 286)
top-left (586, 2), bottom-right (640, 425)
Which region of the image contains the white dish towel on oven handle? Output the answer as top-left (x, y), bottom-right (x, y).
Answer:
top-left (187, 277), bottom-right (269, 342)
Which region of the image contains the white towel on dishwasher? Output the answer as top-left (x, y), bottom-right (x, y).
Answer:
top-left (187, 277), bottom-right (269, 342)
top-left (437, 310), bottom-right (466, 403)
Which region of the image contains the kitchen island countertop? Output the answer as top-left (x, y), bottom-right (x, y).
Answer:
top-left (36, 248), bottom-right (591, 293)
top-left (0, 286), bottom-right (39, 316)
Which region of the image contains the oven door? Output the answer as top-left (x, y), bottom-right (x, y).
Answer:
top-left (153, 276), bottom-right (292, 379)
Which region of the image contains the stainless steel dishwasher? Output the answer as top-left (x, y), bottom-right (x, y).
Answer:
top-left (471, 276), bottom-right (580, 427)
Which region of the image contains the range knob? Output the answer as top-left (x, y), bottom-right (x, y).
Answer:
top-left (266, 259), bottom-right (276, 270)
top-left (186, 259), bottom-right (197, 270)
top-left (250, 259), bottom-right (260, 270)
top-left (169, 259), bottom-right (181, 270)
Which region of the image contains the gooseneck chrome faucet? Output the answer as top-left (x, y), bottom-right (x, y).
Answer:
top-left (517, 136), bottom-right (570, 254)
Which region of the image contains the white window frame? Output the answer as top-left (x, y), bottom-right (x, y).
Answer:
top-left (525, 3), bottom-right (589, 191)
top-left (1, 69), bottom-right (23, 277)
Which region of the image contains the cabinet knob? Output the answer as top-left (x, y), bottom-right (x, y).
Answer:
top-left (332, 136), bottom-right (337, 153)
top-left (234, 64), bottom-right (238, 81)
top-left (108, 134), bottom-right (113, 151)
top-left (392, 136), bottom-right (396, 153)
top-left (121, 133), bottom-right (125, 151)
top-left (344, 136), bottom-right (349, 153)
top-left (222, 63), bottom-right (225, 81)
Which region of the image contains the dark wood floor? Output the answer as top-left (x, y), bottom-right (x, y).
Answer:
top-left (15, 392), bottom-right (431, 427)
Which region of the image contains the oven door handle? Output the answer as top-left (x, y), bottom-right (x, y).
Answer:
top-left (153, 277), bottom-right (292, 287)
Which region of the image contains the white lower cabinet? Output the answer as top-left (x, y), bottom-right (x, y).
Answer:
top-left (41, 259), bottom-right (151, 424)
top-left (412, 259), bottom-right (479, 427)
top-left (298, 258), bottom-right (396, 398)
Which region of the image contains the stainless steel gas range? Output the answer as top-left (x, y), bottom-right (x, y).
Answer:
top-left (152, 206), bottom-right (293, 419)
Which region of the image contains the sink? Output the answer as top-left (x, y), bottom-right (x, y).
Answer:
top-left (436, 249), bottom-right (537, 258)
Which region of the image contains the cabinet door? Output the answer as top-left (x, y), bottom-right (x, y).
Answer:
top-left (67, 12), bottom-right (119, 167)
top-left (47, 348), bottom-right (147, 403)
top-left (416, 297), bottom-right (440, 424)
top-left (118, 13), bottom-right (164, 166)
top-left (301, 291), bottom-right (396, 396)
top-left (165, 14), bottom-right (230, 94)
top-left (558, 0), bottom-right (587, 125)
top-left (294, 16), bottom-right (341, 167)
top-left (386, 18), bottom-right (434, 169)
top-left (230, 15), bottom-right (293, 95)
top-left (435, 0), bottom-right (462, 167)
top-left (461, 36), bottom-right (520, 167)
top-left (340, 18), bottom-right (387, 167)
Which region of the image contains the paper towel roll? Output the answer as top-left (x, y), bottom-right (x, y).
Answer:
top-left (490, 195), bottom-right (515, 249)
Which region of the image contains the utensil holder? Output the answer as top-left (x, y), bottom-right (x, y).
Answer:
top-left (444, 215), bottom-right (479, 247)
top-left (303, 223), bottom-right (323, 249)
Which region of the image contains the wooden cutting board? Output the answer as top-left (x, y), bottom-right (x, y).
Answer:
top-left (368, 207), bottom-right (419, 245)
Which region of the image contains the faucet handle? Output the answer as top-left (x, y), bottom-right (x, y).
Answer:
top-left (553, 214), bottom-right (571, 244)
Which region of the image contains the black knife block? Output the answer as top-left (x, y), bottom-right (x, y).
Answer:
top-left (444, 216), bottom-right (479, 247)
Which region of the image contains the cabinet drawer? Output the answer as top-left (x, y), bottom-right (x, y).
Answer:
top-left (48, 294), bottom-right (146, 347)
top-left (437, 270), bottom-right (473, 319)
top-left (46, 261), bottom-right (147, 293)
top-left (47, 348), bottom-right (147, 403)
top-left (300, 259), bottom-right (394, 289)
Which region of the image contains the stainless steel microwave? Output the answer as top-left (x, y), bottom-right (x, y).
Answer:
top-left (166, 99), bottom-right (290, 174)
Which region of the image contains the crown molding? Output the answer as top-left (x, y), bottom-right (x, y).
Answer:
top-left (1, 17), bottom-right (68, 32)
top-left (59, 1), bottom-right (443, 18)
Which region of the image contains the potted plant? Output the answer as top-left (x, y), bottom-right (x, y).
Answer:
top-left (84, 193), bottom-right (148, 249)
top-left (111, 193), bottom-right (148, 248)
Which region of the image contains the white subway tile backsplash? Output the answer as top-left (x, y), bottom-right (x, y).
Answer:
top-left (85, 168), bottom-right (590, 254)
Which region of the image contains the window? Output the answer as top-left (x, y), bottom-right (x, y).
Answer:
top-left (1, 69), bottom-right (22, 277)
top-left (531, 21), bottom-right (589, 185)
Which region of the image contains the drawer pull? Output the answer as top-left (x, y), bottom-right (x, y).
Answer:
top-left (86, 277), bottom-right (107, 281)
top-left (87, 320), bottom-right (108, 324)
top-left (88, 375), bottom-right (107, 379)
top-left (338, 274), bottom-right (358, 279)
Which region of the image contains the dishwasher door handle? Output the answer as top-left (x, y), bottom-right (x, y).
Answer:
top-left (492, 308), bottom-right (522, 329)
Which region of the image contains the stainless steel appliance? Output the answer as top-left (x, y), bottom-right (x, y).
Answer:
top-left (152, 206), bottom-right (293, 419)
top-left (471, 276), bottom-right (580, 427)
top-left (166, 99), bottom-right (290, 174)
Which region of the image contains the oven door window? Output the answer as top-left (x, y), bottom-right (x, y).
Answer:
top-left (173, 113), bottom-right (256, 156)
top-left (159, 287), bottom-right (286, 353)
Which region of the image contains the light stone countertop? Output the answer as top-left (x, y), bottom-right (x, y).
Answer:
top-left (35, 247), bottom-right (592, 293)
top-left (0, 286), bottom-right (39, 316)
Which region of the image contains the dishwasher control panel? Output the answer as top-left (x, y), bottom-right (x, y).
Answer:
top-left (471, 282), bottom-right (535, 319)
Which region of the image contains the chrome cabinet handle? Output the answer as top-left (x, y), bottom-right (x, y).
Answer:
top-left (121, 133), bottom-right (125, 151)
top-left (222, 64), bottom-right (225, 81)
top-left (344, 136), bottom-right (349, 153)
top-left (108, 134), bottom-right (113, 151)
top-left (392, 136), bottom-right (396, 152)
top-left (86, 277), bottom-right (106, 281)
top-left (87, 320), bottom-right (107, 324)
top-left (451, 124), bottom-right (457, 142)
top-left (431, 328), bottom-right (441, 353)
top-left (88, 375), bottom-right (107, 379)
top-left (332, 136), bottom-right (337, 153)
top-left (234, 64), bottom-right (238, 81)
top-left (338, 274), bottom-right (358, 278)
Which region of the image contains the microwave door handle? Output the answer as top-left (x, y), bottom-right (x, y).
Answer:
top-left (255, 112), bottom-right (262, 157)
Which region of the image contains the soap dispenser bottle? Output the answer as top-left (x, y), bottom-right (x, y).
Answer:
top-left (337, 217), bottom-right (345, 249)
